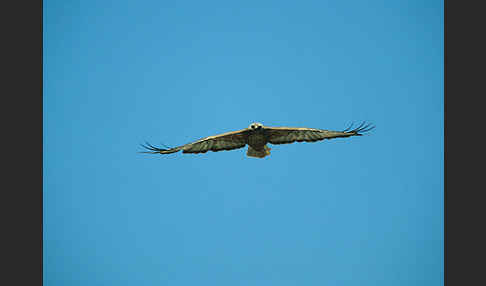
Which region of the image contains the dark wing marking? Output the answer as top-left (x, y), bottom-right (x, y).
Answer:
top-left (140, 129), bottom-right (250, 155)
top-left (266, 121), bottom-right (375, 145)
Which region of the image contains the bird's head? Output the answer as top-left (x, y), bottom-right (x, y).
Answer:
top-left (249, 122), bottom-right (264, 131)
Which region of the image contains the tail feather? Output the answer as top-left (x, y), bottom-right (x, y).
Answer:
top-left (247, 145), bottom-right (271, 158)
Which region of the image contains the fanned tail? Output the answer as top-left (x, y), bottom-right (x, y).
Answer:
top-left (247, 145), bottom-right (271, 158)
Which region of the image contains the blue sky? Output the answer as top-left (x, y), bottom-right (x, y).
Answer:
top-left (44, 1), bottom-right (443, 285)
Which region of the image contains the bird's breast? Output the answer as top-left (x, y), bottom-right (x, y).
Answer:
top-left (248, 133), bottom-right (267, 150)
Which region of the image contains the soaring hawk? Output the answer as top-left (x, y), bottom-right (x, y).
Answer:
top-left (141, 122), bottom-right (374, 158)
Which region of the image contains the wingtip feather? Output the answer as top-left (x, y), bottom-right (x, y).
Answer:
top-left (343, 121), bottom-right (375, 135)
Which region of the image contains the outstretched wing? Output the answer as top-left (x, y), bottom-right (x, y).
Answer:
top-left (141, 129), bottom-right (250, 155)
top-left (266, 122), bottom-right (375, 145)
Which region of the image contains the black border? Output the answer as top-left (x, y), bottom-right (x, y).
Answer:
top-left (445, 0), bottom-right (484, 285)
top-left (3, 1), bottom-right (42, 285)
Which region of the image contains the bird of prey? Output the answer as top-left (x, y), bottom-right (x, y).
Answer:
top-left (141, 122), bottom-right (374, 158)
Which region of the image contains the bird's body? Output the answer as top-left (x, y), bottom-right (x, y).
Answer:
top-left (141, 121), bottom-right (374, 158)
top-left (246, 123), bottom-right (271, 158)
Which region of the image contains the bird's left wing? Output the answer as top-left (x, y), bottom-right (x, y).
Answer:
top-left (266, 122), bottom-right (374, 145)
top-left (141, 128), bottom-right (250, 155)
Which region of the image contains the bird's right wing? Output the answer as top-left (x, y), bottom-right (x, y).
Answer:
top-left (141, 128), bottom-right (250, 155)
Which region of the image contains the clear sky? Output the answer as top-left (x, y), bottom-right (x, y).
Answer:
top-left (44, 0), bottom-right (443, 285)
